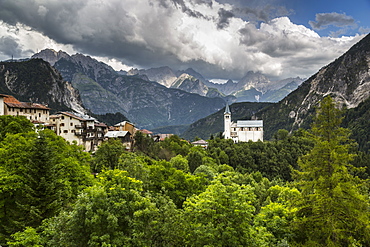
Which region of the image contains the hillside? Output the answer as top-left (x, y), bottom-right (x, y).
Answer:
top-left (256, 32), bottom-right (370, 139)
top-left (181, 102), bottom-right (273, 140)
top-left (343, 96), bottom-right (370, 152)
top-left (0, 59), bottom-right (86, 113)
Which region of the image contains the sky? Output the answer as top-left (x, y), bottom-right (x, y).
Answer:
top-left (0, 0), bottom-right (369, 81)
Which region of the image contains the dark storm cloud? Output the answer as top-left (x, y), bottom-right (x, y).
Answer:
top-left (0, 0), bottom-right (164, 66)
top-left (309, 12), bottom-right (356, 30)
top-left (0, 36), bottom-right (22, 58)
top-left (217, 8), bottom-right (234, 29)
top-left (169, 0), bottom-right (206, 18)
top-left (0, 0), bottom-right (364, 80)
top-left (216, 0), bottom-right (292, 23)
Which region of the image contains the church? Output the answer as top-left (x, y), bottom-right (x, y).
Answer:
top-left (223, 103), bottom-right (263, 143)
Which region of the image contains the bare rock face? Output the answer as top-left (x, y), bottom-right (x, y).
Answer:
top-left (32, 49), bottom-right (69, 66)
top-left (291, 34), bottom-right (370, 128)
top-left (0, 59), bottom-right (86, 114)
top-left (171, 73), bottom-right (209, 96)
top-left (133, 66), bottom-right (178, 87)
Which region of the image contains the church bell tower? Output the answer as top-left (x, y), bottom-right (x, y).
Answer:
top-left (224, 102), bottom-right (231, 139)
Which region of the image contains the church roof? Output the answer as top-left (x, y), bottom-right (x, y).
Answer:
top-left (236, 120), bottom-right (263, 127)
top-left (224, 102), bottom-right (231, 114)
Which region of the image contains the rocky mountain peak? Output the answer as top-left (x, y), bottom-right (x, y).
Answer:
top-left (32, 49), bottom-right (69, 66)
top-left (238, 71), bottom-right (271, 90)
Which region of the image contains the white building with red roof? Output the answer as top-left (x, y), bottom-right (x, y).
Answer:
top-left (0, 94), bottom-right (50, 123)
top-left (49, 111), bottom-right (107, 151)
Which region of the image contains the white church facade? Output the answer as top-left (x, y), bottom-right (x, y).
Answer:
top-left (224, 103), bottom-right (263, 143)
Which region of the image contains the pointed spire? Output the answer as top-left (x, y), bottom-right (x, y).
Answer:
top-left (224, 102), bottom-right (231, 114)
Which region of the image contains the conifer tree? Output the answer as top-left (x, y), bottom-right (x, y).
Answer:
top-left (0, 130), bottom-right (92, 244)
top-left (292, 96), bottom-right (370, 246)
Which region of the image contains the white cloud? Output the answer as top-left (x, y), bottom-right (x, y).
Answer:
top-left (0, 0), bottom-right (366, 80)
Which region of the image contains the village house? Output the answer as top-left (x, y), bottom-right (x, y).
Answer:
top-left (224, 103), bottom-right (263, 143)
top-left (112, 121), bottom-right (136, 134)
top-left (104, 120), bottom-right (137, 150)
top-left (154, 133), bottom-right (173, 142)
top-left (191, 139), bottom-right (208, 148)
top-left (104, 131), bottom-right (132, 150)
top-left (0, 94), bottom-right (50, 123)
top-left (0, 94), bottom-right (4, 116)
top-left (49, 112), bottom-right (108, 151)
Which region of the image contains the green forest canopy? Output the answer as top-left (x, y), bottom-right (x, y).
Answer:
top-left (1, 97), bottom-right (370, 246)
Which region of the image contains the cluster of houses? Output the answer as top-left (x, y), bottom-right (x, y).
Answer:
top-left (0, 94), bottom-right (264, 151)
top-left (0, 94), bottom-right (153, 151)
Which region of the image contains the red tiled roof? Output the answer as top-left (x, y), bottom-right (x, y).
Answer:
top-left (95, 122), bottom-right (108, 127)
top-left (3, 94), bottom-right (49, 110)
top-left (139, 129), bottom-right (153, 135)
top-left (3, 95), bottom-right (21, 104)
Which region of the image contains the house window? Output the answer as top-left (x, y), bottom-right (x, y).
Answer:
top-left (61, 116), bottom-right (65, 120)
top-left (20, 108), bottom-right (23, 112)
top-left (70, 123), bottom-right (73, 126)
top-left (39, 113), bottom-right (41, 118)
top-left (60, 123), bottom-right (65, 127)
top-left (34, 109), bottom-right (36, 113)
top-left (63, 130), bottom-right (68, 133)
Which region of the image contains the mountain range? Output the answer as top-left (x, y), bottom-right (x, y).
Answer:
top-left (2, 32), bottom-right (369, 146)
top-left (31, 50), bottom-right (225, 129)
top-left (129, 66), bottom-right (304, 103)
top-left (30, 48), bottom-right (303, 130)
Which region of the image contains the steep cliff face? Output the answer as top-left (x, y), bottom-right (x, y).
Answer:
top-left (128, 66), bottom-right (177, 87)
top-left (171, 73), bottom-right (209, 96)
top-left (0, 59), bottom-right (86, 113)
top-left (256, 33), bottom-right (370, 139)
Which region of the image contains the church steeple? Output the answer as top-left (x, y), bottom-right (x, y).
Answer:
top-left (224, 101), bottom-right (231, 114)
top-left (224, 102), bottom-right (231, 139)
